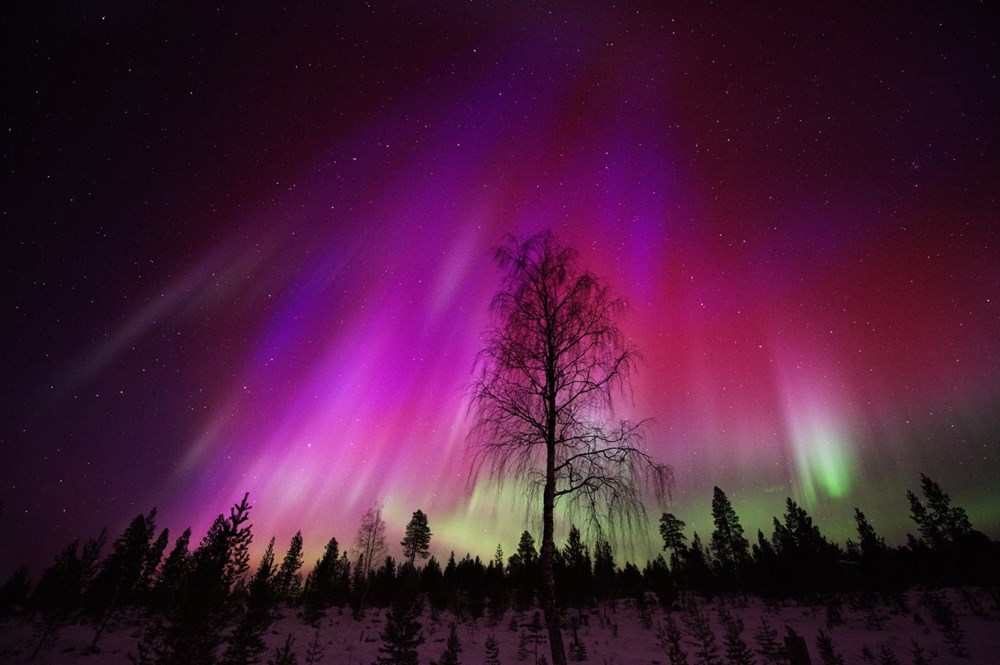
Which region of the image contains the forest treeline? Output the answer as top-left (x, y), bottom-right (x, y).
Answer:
top-left (1, 475), bottom-right (997, 663)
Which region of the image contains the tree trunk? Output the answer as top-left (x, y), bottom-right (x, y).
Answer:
top-left (541, 440), bottom-right (567, 665)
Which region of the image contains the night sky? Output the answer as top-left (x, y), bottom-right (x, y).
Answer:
top-left (3, 2), bottom-right (998, 576)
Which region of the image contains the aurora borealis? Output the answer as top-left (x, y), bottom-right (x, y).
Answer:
top-left (3, 2), bottom-right (998, 575)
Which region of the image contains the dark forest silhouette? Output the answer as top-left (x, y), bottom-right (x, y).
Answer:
top-left (1, 474), bottom-right (997, 663)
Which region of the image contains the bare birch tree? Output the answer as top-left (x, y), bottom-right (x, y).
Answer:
top-left (354, 503), bottom-right (387, 582)
top-left (469, 230), bottom-right (671, 665)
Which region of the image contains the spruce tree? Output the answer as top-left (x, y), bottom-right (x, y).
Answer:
top-left (907, 474), bottom-right (972, 548)
top-left (222, 536), bottom-right (277, 665)
top-left (593, 539), bottom-right (616, 602)
top-left (752, 618), bottom-right (782, 665)
top-left (154, 527), bottom-right (192, 611)
top-left (485, 633), bottom-right (501, 665)
top-left (657, 614), bottom-right (689, 665)
top-left (660, 513), bottom-right (688, 571)
top-left (682, 599), bottom-right (720, 665)
top-left (304, 630), bottom-right (324, 665)
top-left (88, 509), bottom-right (158, 650)
top-left (439, 623), bottom-right (462, 665)
top-left (132, 493), bottom-right (253, 665)
top-left (0, 567), bottom-right (31, 616)
top-left (377, 572), bottom-right (424, 665)
top-left (274, 531), bottom-right (304, 605)
top-left (710, 487), bottom-right (750, 588)
top-left (562, 525), bottom-right (592, 609)
top-left (400, 509), bottom-right (432, 566)
top-left (719, 608), bottom-right (754, 665)
top-left (30, 530), bottom-right (106, 659)
top-left (815, 629), bottom-right (845, 665)
top-left (303, 536), bottom-right (340, 622)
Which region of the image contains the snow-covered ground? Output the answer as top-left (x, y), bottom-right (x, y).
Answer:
top-left (3, 588), bottom-right (998, 664)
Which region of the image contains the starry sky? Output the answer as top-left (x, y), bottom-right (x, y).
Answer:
top-left (3, 2), bottom-right (998, 575)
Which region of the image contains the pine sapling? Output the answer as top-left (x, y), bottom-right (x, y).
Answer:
top-left (682, 599), bottom-right (721, 665)
top-left (815, 629), bottom-right (845, 665)
top-left (657, 614), bottom-right (689, 665)
top-left (485, 633), bottom-right (501, 665)
top-left (753, 617), bottom-right (782, 665)
top-left (304, 630), bottom-right (324, 665)
top-left (517, 629), bottom-right (529, 661)
top-left (922, 589), bottom-right (966, 657)
top-left (876, 644), bottom-right (900, 665)
top-left (439, 623), bottom-right (462, 665)
top-left (268, 634), bottom-right (297, 665)
top-left (719, 608), bottom-right (755, 665)
top-left (909, 639), bottom-right (932, 665)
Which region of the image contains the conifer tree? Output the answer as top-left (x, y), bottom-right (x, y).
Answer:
top-left (907, 474), bottom-right (972, 549)
top-left (593, 538), bottom-right (616, 602)
top-left (132, 493), bottom-right (253, 665)
top-left (815, 629), bottom-right (845, 665)
top-left (853, 508), bottom-right (886, 559)
top-left (509, 531), bottom-right (539, 610)
top-left (400, 509), bottom-right (432, 566)
top-left (138, 527), bottom-right (170, 599)
top-left (719, 608), bottom-right (754, 665)
top-left (485, 633), bottom-right (501, 665)
top-left (274, 531), bottom-right (304, 605)
top-left (752, 618), bottom-right (782, 665)
top-left (660, 513), bottom-right (688, 566)
top-left (562, 525), bottom-right (592, 609)
top-left (710, 488), bottom-right (750, 587)
top-left (268, 634), bottom-right (297, 665)
top-left (657, 614), bottom-right (689, 665)
top-left (439, 623), bottom-right (463, 665)
top-left (88, 509), bottom-right (158, 650)
top-left (682, 598), bottom-right (721, 665)
top-left (303, 536), bottom-right (340, 622)
top-left (304, 630), bottom-right (324, 665)
top-left (30, 530), bottom-right (106, 659)
top-left (154, 527), bottom-right (192, 612)
top-left (377, 566), bottom-right (424, 665)
top-left (222, 536), bottom-right (277, 665)
top-left (0, 567), bottom-right (31, 616)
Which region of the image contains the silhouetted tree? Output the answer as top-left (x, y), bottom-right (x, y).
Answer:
top-left (138, 527), bottom-right (170, 600)
top-left (561, 525), bottom-right (593, 609)
top-left (132, 493), bottom-right (253, 665)
top-left (643, 554), bottom-right (676, 606)
top-left (907, 474), bottom-right (972, 549)
top-left (153, 527), bottom-right (192, 612)
top-left (30, 530), bottom-right (106, 659)
top-left (377, 565), bottom-right (424, 665)
top-left (267, 634), bottom-right (297, 665)
top-left (87, 509), bottom-right (158, 650)
top-left (355, 504), bottom-right (388, 582)
top-left (0, 567), bottom-right (31, 616)
top-left (509, 531), bottom-right (539, 610)
top-left (485, 633), bottom-right (501, 665)
top-left (439, 623), bottom-right (463, 665)
top-left (302, 536), bottom-right (341, 622)
top-left (719, 608), bottom-right (754, 665)
top-left (222, 536), bottom-right (277, 665)
top-left (274, 531), bottom-right (304, 605)
top-left (659, 513), bottom-right (688, 567)
top-left (709, 488), bottom-right (750, 588)
top-left (771, 498), bottom-right (839, 592)
top-left (400, 509), bottom-right (432, 566)
top-left (469, 230), bottom-right (671, 665)
top-left (592, 538), bottom-right (616, 602)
